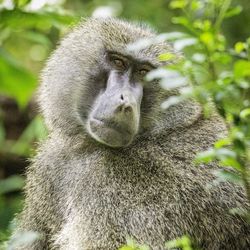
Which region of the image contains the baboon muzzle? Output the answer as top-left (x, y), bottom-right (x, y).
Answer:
top-left (86, 70), bottom-right (142, 147)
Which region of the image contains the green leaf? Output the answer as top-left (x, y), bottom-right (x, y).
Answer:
top-left (234, 60), bottom-right (250, 78)
top-left (14, 0), bottom-right (31, 8)
top-left (192, 53), bottom-right (206, 63)
top-left (173, 38), bottom-right (198, 50)
top-left (195, 149), bottom-right (215, 163)
top-left (161, 96), bottom-right (184, 109)
top-left (190, 0), bottom-right (202, 11)
top-left (166, 235), bottom-right (192, 250)
top-left (172, 16), bottom-right (189, 26)
top-left (0, 48), bottom-right (36, 108)
top-left (214, 169), bottom-right (243, 185)
top-left (240, 108), bottom-right (250, 119)
top-left (234, 42), bottom-right (245, 54)
top-left (158, 53), bottom-right (176, 62)
top-left (8, 231), bottom-right (40, 249)
top-left (160, 75), bottom-right (187, 89)
top-left (160, 32), bottom-right (189, 40)
top-left (19, 31), bottom-right (52, 47)
top-left (214, 138), bottom-right (231, 148)
top-left (146, 68), bottom-right (170, 81)
top-left (200, 32), bottom-right (214, 48)
top-left (219, 157), bottom-right (242, 171)
top-left (225, 6), bottom-right (242, 18)
top-left (169, 0), bottom-right (187, 9)
top-left (119, 247), bottom-right (134, 250)
top-left (118, 238), bottom-right (150, 250)
top-left (216, 148), bottom-right (236, 159)
top-left (0, 176), bottom-right (24, 195)
top-left (0, 9), bottom-right (76, 31)
top-left (9, 116), bottom-right (47, 156)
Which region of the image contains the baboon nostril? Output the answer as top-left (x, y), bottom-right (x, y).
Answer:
top-left (120, 94), bottom-right (124, 100)
top-left (115, 103), bottom-right (133, 113)
top-left (124, 106), bottom-right (132, 113)
top-left (118, 105), bottom-right (123, 112)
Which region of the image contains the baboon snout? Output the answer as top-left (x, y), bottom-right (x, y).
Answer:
top-left (86, 93), bottom-right (140, 148)
top-left (114, 94), bottom-right (135, 114)
top-left (86, 70), bottom-right (142, 147)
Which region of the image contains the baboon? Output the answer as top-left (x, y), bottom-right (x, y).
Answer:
top-left (9, 18), bottom-right (250, 250)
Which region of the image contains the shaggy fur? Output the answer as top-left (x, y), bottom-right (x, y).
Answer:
top-left (9, 18), bottom-right (250, 250)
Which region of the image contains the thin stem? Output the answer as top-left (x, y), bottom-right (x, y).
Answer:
top-left (215, 0), bottom-right (232, 31)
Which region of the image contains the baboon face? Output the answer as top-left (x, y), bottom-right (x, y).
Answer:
top-left (86, 50), bottom-right (156, 148)
top-left (41, 19), bottom-right (173, 147)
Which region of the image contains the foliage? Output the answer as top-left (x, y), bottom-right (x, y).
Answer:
top-left (0, 0), bottom-right (77, 245)
top-left (119, 238), bottom-right (150, 250)
top-left (149, 0), bottom-right (250, 221)
top-left (165, 235), bottom-right (193, 250)
top-left (118, 236), bottom-right (193, 250)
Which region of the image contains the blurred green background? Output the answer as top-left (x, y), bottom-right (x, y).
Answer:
top-left (0, 0), bottom-right (250, 245)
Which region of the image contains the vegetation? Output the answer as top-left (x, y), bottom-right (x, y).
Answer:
top-left (0, 0), bottom-right (249, 249)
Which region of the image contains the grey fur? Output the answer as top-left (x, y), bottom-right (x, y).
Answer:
top-left (9, 18), bottom-right (250, 250)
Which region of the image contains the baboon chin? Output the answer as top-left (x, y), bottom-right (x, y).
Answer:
top-left (9, 18), bottom-right (250, 250)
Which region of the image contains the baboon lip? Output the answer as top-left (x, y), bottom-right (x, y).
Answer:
top-left (92, 118), bottom-right (133, 135)
top-left (87, 118), bottom-right (134, 147)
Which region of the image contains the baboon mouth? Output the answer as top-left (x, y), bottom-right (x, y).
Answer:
top-left (95, 118), bottom-right (132, 135)
top-left (87, 118), bottom-right (135, 147)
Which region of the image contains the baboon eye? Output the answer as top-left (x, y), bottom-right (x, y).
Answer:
top-left (114, 59), bottom-right (124, 68)
top-left (139, 69), bottom-right (149, 76)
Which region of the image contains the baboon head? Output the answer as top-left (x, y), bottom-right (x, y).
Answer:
top-left (40, 18), bottom-right (177, 147)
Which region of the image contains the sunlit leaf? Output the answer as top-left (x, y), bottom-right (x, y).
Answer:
top-left (127, 33), bottom-right (174, 52)
top-left (214, 138), bottom-right (231, 148)
top-left (161, 96), bottom-right (184, 109)
top-left (159, 31), bottom-right (188, 40)
top-left (219, 157), bottom-right (242, 171)
top-left (195, 149), bottom-right (215, 163)
top-left (173, 38), bottom-right (198, 51)
top-left (216, 148), bottom-right (236, 159)
top-left (119, 247), bottom-right (134, 250)
top-left (192, 53), bottom-right (206, 63)
top-left (15, 0), bottom-right (31, 8)
top-left (234, 42), bottom-right (245, 54)
top-left (146, 68), bottom-right (175, 81)
top-left (118, 238), bottom-right (150, 250)
top-left (158, 53), bottom-right (176, 62)
top-left (191, 0), bottom-right (202, 11)
top-left (160, 75), bottom-right (187, 89)
top-left (234, 60), bottom-right (250, 78)
top-left (200, 32), bottom-right (214, 47)
top-left (166, 235), bottom-right (192, 250)
top-left (240, 108), bottom-right (250, 119)
top-left (169, 0), bottom-right (187, 9)
top-left (8, 231), bottom-right (40, 249)
top-left (92, 3), bottom-right (122, 18)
